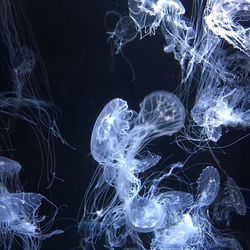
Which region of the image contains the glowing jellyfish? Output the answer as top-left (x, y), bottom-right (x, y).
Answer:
top-left (205, 0), bottom-right (250, 57)
top-left (0, 156), bottom-right (22, 191)
top-left (128, 0), bottom-right (185, 35)
top-left (105, 11), bottom-right (138, 80)
top-left (125, 196), bottom-right (165, 233)
top-left (191, 85), bottom-right (250, 142)
top-left (0, 156), bottom-right (63, 250)
top-left (90, 98), bottom-right (134, 166)
top-left (195, 166), bottom-right (220, 207)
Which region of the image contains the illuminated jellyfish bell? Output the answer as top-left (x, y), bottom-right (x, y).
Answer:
top-left (128, 0), bottom-right (185, 35)
top-left (205, 0), bottom-right (250, 57)
top-left (123, 91), bottom-right (185, 172)
top-left (195, 166), bottom-right (220, 207)
top-left (137, 90), bottom-right (185, 138)
top-left (90, 98), bottom-right (135, 166)
top-left (125, 196), bottom-right (165, 233)
top-left (0, 156), bottom-right (22, 191)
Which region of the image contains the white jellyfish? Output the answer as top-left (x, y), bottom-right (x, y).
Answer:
top-left (128, 0), bottom-right (185, 35)
top-left (205, 0), bottom-right (250, 57)
top-left (0, 156), bottom-right (63, 250)
top-left (195, 166), bottom-right (220, 207)
top-left (79, 91), bottom-right (186, 249)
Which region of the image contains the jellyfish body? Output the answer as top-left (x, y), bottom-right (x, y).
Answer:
top-left (106, 12), bottom-right (138, 55)
top-left (205, 0), bottom-right (250, 57)
top-left (0, 156), bottom-right (63, 250)
top-left (90, 98), bottom-right (134, 166)
top-left (191, 84), bottom-right (250, 142)
top-left (80, 91), bottom-right (245, 249)
top-left (196, 166), bottom-right (220, 207)
top-left (213, 176), bottom-right (246, 226)
top-left (128, 0), bottom-right (185, 35)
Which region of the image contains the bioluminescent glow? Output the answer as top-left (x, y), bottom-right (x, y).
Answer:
top-left (0, 0), bottom-right (65, 185)
top-left (0, 156), bottom-right (63, 250)
top-left (79, 92), bottom-right (245, 249)
top-left (205, 0), bottom-right (250, 57)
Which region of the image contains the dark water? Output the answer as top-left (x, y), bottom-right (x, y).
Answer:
top-left (1, 0), bottom-right (250, 249)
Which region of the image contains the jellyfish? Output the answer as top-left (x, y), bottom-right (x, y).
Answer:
top-left (213, 176), bottom-right (247, 226)
top-left (0, 156), bottom-right (22, 192)
top-left (0, 156), bottom-right (63, 250)
top-left (81, 100), bottom-right (245, 250)
top-left (191, 82), bottom-right (250, 142)
top-left (205, 0), bottom-right (250, 57)
top-left (0, 0), bottom-right (65, 185)
top-left (128, 0), bottom-right (185, 35)
top-left (79, 91), bottom-right (186, 249)
top-left (195, 166), bottom-right (220, 207)
top-left (105, 11), bottom-right (138, 80)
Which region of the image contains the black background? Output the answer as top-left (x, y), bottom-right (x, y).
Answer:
top-left (3, 0), bottom-right (250, 249)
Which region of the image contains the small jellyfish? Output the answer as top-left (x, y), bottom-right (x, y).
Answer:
top-left (105, 11), bottom-right (138, 80)
top-left (195, 166), bottom-right (220, 207)
top-left (213, 176), bottom-right (246, 226)
top-left (106, 12), bottom-right (138, 55)
top-left (224, 177), bottom-right (247, 216)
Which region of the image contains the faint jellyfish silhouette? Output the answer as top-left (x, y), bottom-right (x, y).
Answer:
top-left (0, 0), bottom-right (65, 186)
top-left (105, 11), bottom-right (138, 80)
top-left (213, 176), bottom-right (247, 226)
top-left (195, 165), bottom-right (220, 207)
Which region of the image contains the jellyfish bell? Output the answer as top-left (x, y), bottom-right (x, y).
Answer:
top-left (224, 177), bottom-right (246, 216)
top-left (0, 156), bottom-right (21, 175)
top-left (137, 91), bottom-right (185, 138)
top-left (125, 196), bottom-right (165, 233)
top-left (195, 166), bottom-right (220, 207)
top-left (90, 98), bottom-right (135, 166)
